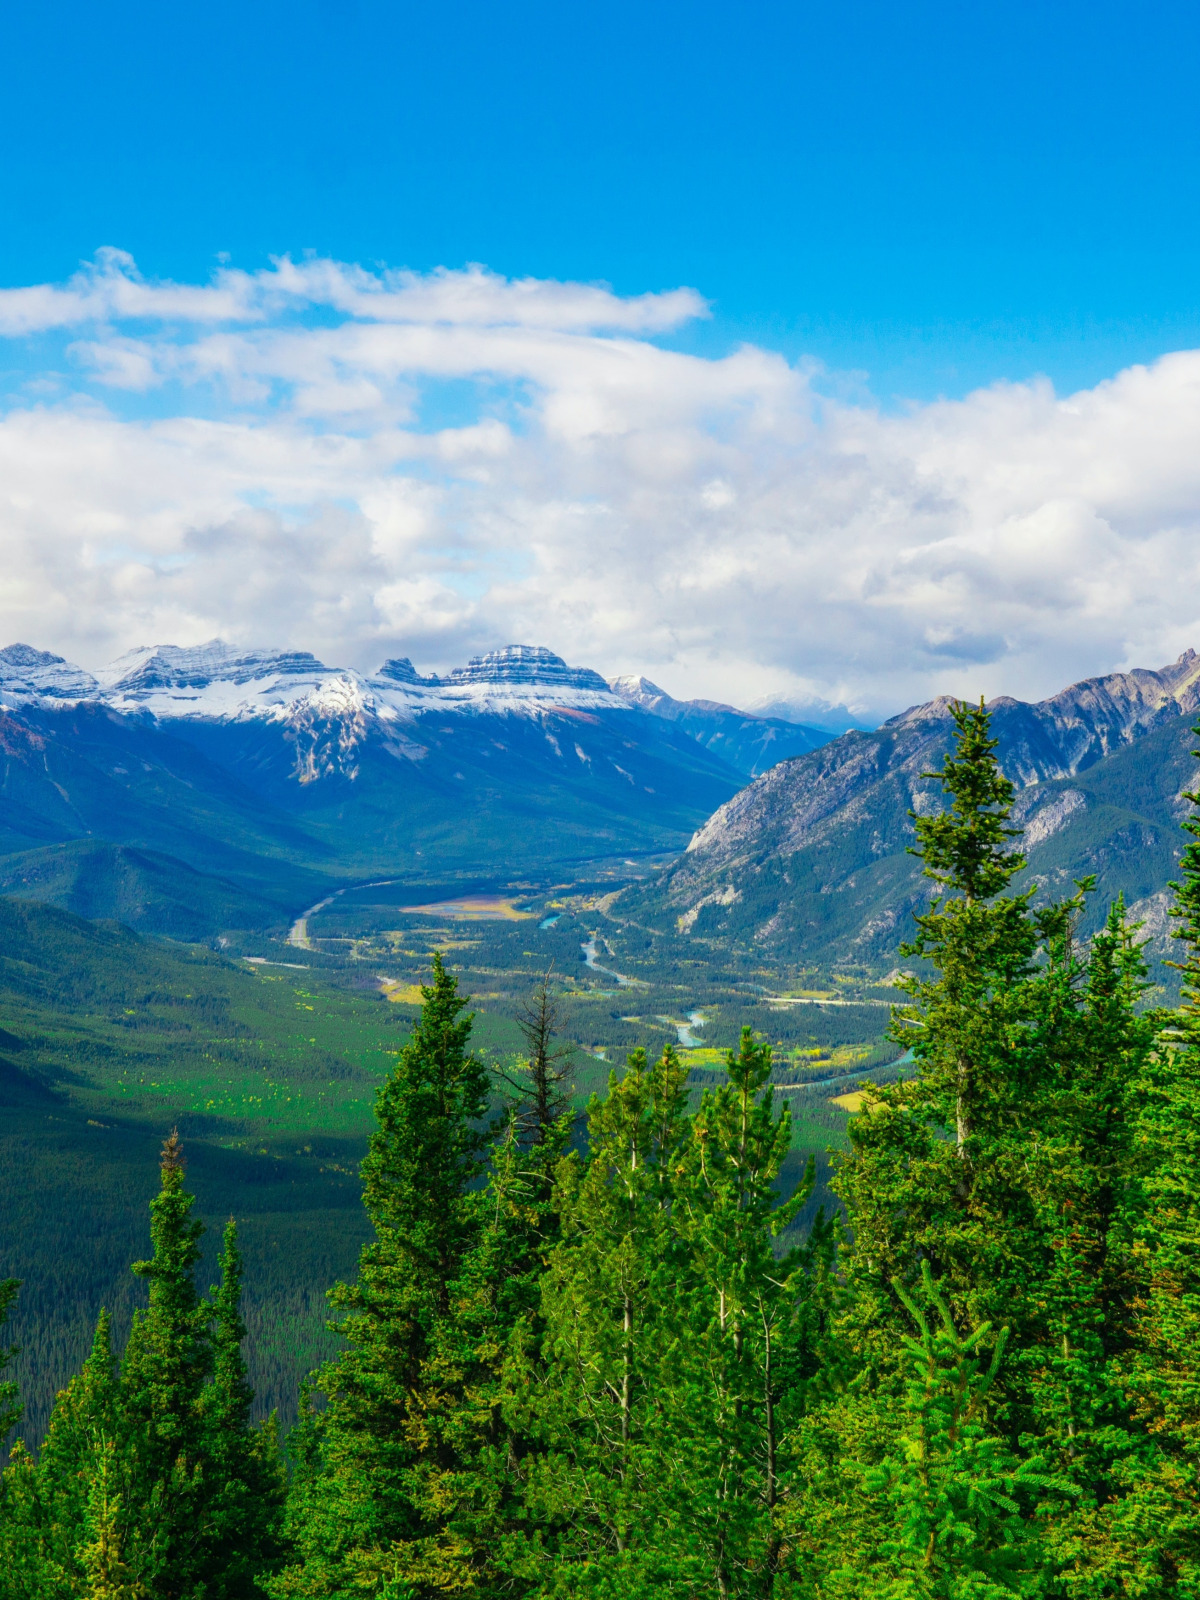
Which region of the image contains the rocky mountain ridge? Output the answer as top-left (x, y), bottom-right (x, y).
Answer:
top-left (620, 650), bottom-right (1200, 974)
top-left (607, 675), bottom-right (830, 777)
top-left (1, 641), bottom-right (627, 719)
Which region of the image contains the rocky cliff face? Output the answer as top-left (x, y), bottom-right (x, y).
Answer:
top-left (622, 651), bottom-right (1200, 973)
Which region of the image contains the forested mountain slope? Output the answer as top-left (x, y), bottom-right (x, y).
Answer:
top-left (621, 650), bottom-right (1200, 971)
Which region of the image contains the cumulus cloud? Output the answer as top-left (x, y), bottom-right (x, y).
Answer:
top-left (2, 249), bottom-right (1200, 716)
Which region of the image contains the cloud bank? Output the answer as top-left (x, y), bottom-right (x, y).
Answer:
top-left (3, 249), bottom-right (1200, 718)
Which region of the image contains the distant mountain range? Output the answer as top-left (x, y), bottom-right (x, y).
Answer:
top-left (0, 640), bottom-right (835, 934)
top-left (606, 676), bottom-right (830, 775)
top-left (619, 651), bottom-right (1200, 979)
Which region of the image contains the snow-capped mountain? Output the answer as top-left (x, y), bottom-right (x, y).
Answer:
top-left (0, 644), bottom-right (101, 701)
top-left (3, 640), bottom-right (627, 721)
top-left (0, 640), bottom-right (756, 914)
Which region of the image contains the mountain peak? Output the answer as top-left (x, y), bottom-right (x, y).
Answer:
top-left (446, 645), bottom-right (610, 692)
top-left (375, 655), bottom-right (430, 686)
top-left (0, 643), bottom-right (99, 700)
top-left (102, 642), bottom-right (331, 694)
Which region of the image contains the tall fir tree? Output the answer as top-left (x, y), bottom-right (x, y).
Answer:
top-left (24, 1134), bottom-right (283, 1600)
top-left (1102, 720), bottom-right (1200, 1592)
top-left (271, 953), bottom-right (490, 1599)
top-left (516, 1043), bottom-right (694, 1596)
top-left (422, 969), bottom-right (579, 1596)
top-left (115, 1128), bottom-right (214, 1598)
top-left (820, 699), bottom-right (1154, 1593)
top-left (35, 1308), bottom-right (120, 1598)
top-left (197, 1221), bottom-right (287, 1597)
top-left (670, 1027), bottom-right (832, 1599)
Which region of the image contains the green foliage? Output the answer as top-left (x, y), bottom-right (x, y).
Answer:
top-left (270, 953), bottom-right (490, 1598)
top-left (2, 1135), bottom-right (286, 1600)
top-left (824, 1264), bottom-right (1066, 1599)
top-left (0, 1279), bottom-right (19, 1444)
top-left (17, 699), bottom-right (1200, 1597)
top-left (505, 1031), bottom-right (830, 1598)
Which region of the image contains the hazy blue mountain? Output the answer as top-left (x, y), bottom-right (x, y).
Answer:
top-left (607, 674), bottom-right (831, 775)
top-left (620, 650), bottom-right (1200, 976)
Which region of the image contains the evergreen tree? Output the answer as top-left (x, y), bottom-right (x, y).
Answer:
top-left (823, 1263), bottom-right (1065, 1599)
top-left (821, 699), bottom-right (1154, 1592)
top-left (197, 1221), bottom-right (286, 1597)
top-left (78, 1439), bottom-right (137, 1600)
top-left (271, 953), bottom-right (489, 1598)
top-left (115, 1128), bottom-right (214, 1597)
top-left (0, 1442), bottom-right (47, 1600)
top-left (833, 703), bottom-right (1146, 1418)
top-left (28, 1135), bottom-right (281, 1600)
top-left (515, 1044), bottom-right (693, 1595)
top-left (1099, 721), bottom-right (1200, 1592)
top-left (426, 969), bottom-right (579, 1596)
top-left (36, 1308), bottom-right (119, 1598)
top-left (662, 1027), bottom-right (829, 1599)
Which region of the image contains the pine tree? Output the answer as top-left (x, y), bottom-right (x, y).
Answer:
top-left (36, 1308), bottom-right (120, 1597)
top-left (832, 702), bottom-right (1144, 1423)
top-left (0, 1443), bottom-right (47, 1600)
top-left (820, 699), bottom-right (1156, 1592)
top-left (79, 1438), bottom-right (138, 1600)
top-left (1098, 720), bottom-right (1200, 1591)
top-left (270, 953), bottom-right (490, 1598)
top-left (32, 1135), bottom-right (280, 1599)
top-left (823, 1263), bottom-right (1065, 1599)
top-left (516, 1044), bottom-right (693, 1595)
top-left (655, 1027), bottom-right (831, 1599)
top-left (197, 1221), bottom-right (286, 1597)
top-left (116, 1128), bottom-right (213, 1598)
top-left (425, 969), bottom-right (579, 1595)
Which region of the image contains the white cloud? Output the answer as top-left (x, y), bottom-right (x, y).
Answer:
top-left (2, 250), bottom-right (1200, 714)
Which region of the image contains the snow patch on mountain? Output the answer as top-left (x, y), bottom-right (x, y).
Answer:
top-left (6, 639), bottom-right (631, 723)
top-left (0, 644), bottom-right (100, 702)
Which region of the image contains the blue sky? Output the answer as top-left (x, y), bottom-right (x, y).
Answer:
top-left (2, 1), bottom-right (1200, 716)
top-left (4, 0), bottom-right (1199, 401)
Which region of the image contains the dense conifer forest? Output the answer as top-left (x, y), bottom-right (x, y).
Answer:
top-left (5, 700), bottom-right (1200, 1596)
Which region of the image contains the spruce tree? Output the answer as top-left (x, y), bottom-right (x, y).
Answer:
top-left (116, 1128), bottom-right (214, 1597)
top-left (36, 1308), bottom-right (119, 1598)
top-left (823, 1264), bottom-right (1065, 1599)
top-left (427, 969), bottom-right (579, 1595)
top-left (271, 953), bottom-right (489, 1598)
top-left (516, 1044), bottom-right (693, 1596)
top-left (1102, 721), bottom-right (1200, 1591)
top-left (668, 1028), bottom-right (832, 1599)
top-left (198, 1221), bottom-right (286, 1597)
top-left (822, 699), bottom-right (1154, 1590)
top-left (30, 1135), bottom-right (280, 1600)
top-left (833, 703), bottom-right (1145, 1418)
